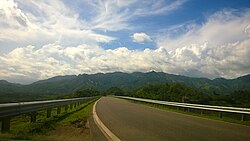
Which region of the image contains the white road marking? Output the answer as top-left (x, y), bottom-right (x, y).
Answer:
top-left (93, 98), bottom-right (121, 141)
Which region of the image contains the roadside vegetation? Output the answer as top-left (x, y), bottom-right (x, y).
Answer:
top-left (127, 83), bottom-right (250, 108)
top-left (0, 98), bottom-right (98, 140)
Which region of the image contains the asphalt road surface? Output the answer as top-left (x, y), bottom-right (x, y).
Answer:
top-left (96, 97), bottom-right (250, 141)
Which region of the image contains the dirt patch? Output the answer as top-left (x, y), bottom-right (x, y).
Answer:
top-left (40, 120), bottom-right (91, 141)
top-left (71, 119), bottom-right (87, 128)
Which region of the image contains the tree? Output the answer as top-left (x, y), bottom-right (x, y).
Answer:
top-left (105, 87), bottom-right (125, 96)
top-left (74, 88), bottom-right (100, 97)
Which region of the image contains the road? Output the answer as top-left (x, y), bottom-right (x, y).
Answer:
top-left (95, 97), bottom-right (250, 141)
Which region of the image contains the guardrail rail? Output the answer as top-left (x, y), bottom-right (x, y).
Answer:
top-left (116, 96), bottom-right (250, 121)
top-left (0, 96), bottom-right (97, 132)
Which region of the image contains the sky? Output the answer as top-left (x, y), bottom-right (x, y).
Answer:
top-left (0, 0), bottom-right (250, 84)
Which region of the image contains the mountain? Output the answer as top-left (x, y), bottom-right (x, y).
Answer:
top-left (27, 75), bottom-right (77, 94)
top-left (0, 80), bottom-right (23, 95)
top-left (0, 72), bottom-right (249, 103)
top-left (0, 80), bottom-right (9, 84)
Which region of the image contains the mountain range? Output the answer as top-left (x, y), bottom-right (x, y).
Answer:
top-left (0, 72), bottom-right (249, 103)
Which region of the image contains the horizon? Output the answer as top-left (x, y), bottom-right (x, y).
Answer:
top-left (1, 0), bottom-right (250, 84)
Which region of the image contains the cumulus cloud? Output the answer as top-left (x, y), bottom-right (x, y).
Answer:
top-left (132, 32), bottom-right (152, 43)
top-left (0, 43), bottom-right (168, 83)
top-left (157, 9), bottom-right (250, 78)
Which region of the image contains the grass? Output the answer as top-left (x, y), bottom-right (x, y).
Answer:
top-left (0, 98), bottom-right (98, 140)
top-left (127, 99), bottom-right (250, 126)
top-left (59, 99), bottom-right (94, 125)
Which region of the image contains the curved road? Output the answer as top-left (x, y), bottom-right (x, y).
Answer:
top-left (96, 97), bottom-right (250, 141)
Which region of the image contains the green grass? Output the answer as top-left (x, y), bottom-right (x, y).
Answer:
top-left (59, 99), bottom-right (94, 125)
top-left (0, 98), bottom-right (98, 140)
top-left (127, 99), bottom-right (250, 126)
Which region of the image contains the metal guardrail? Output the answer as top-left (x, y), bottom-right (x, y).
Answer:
top-left (116, 96), bottom-right (250, 120)
top-left (0, 96), bottom-right (97, 132)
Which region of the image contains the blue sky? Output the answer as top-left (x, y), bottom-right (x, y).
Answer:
top-left (0, 0), bottom-right (250, 84)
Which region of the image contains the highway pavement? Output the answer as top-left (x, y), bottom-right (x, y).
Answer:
top-left (95, 97), bottom-right (250, 141)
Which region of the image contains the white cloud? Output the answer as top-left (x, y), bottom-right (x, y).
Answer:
top-left (134, 0), bottom-right (186, 16)
top-left (84, 0), bottom-right (186, 31)
top-left (157, 9), bottom-right (250, 78)
top-left (157, 9), bottom-right (250, 51)
top-left (0, 0), bottom-right (185, 53)
top-left (0, 0), bottom-right (115, 52)
top-left (132, 32), bottom-right (152, 43)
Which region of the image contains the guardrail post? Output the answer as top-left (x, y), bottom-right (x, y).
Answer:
top-left (65, 105), bottom-right (68, 112)
top-left (74, 103), bottom-right (77, 108)
top-left (1, 117), bottom-right (10, 133)
top-left (70, 103), bottom-right (73, 109)
top-left (57, 106), bottom-right (61, 114)
top-left (31, 112), bottom-right (37, 122)
top-left (47, 108), bottom-right (52, 118)
top-left (219, 112), bottom-right (222, 118)
top-left (241, 114), bottom-right (245, 121)
top-left (78, 102), bottom-right (80, 107)
top-left (200, 109), bottom-right (204, 115)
